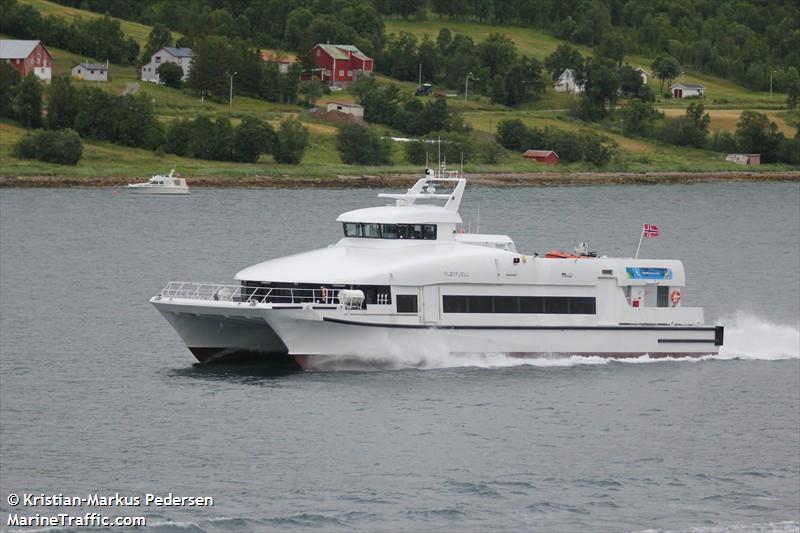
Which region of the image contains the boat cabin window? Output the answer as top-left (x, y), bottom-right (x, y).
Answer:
top-left (343, 223), bottom-right (437, 240)
top-left (443, 295), bottom-right (596, 315)
top-left (396, 294), bottom-right (418, 313)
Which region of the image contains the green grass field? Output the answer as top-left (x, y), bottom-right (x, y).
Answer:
top-left (1, 6), bottom-right (796, 179)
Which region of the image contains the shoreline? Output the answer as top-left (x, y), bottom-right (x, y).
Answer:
top-left (1, 171), bottom-right (798, 188)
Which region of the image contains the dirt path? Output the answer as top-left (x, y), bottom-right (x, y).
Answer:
top-left (1, 171), bottom-right (798, 189)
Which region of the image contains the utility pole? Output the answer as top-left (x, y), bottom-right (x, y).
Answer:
top-left (770, 70), bottom-right (776, 98)
top-left (465, 72), bottom-right (478, 103)
top-left (229, 71), bottom-right (238, 108)
top-left (418, 64), bottom-right (422, 87)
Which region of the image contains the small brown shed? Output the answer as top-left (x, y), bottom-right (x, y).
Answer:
top-left (523, 150), bottom-right (560, 165)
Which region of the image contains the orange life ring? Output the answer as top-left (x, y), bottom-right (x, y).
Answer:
top-left (320, 286), bottom-right (328, 302)
top-left (671, 290), bottom-right (681, 306)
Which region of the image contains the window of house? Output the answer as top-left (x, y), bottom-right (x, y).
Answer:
top-left (91, 70), bottom-right (95, 74)
top-left (155, 56), bottom-right (161, 63)
top-left (347, 70), bottom-right (352, 76)
top-left (316, 49), bottom-right (320, 56)
top-left (396, 295), bottom-right (418, 313)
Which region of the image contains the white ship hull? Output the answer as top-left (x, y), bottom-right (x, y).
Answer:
top-left (127, 185), bottom-right (189, 195)
top-left (152, 298), bottom-right (722, 370)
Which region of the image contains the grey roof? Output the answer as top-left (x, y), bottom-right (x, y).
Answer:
top-left (670, 82), bottom-right (705, 90)
top-left (161, 47), bottom-right (193, 58)
top-left (73, 62), bottom-right (107, 70)
top-left (316, 43), bottom-right (370, 61)
top-left (0, 39), bottom-right (46, 59)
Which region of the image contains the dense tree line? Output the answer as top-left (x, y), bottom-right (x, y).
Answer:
top-left (1, 0), bottom-right (139, 64)
top-left (353, 76), bottom-right (469, 135)
top-left (496, 119), bottom-right (618, 166)
top-left (376, 30), bottom-right (546, 105)
top-left (49, 0), bottom-right (799, 92)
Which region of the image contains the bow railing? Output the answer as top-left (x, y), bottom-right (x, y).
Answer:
top-left (157, 281), bottom-right (341, 305)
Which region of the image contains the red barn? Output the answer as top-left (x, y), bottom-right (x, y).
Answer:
top-left (0, 40), bottom-right (53, 83)
top-left (312, 44), bottom-right (373, 87)
top-left (523, 150), bottom-right (560, 165)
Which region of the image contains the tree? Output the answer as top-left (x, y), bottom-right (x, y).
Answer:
top-left (0, 62), bottom-right (20, 118)
top-left (12, 74), bottom-right (42, 128)
top-left (619, 65), bottom-right (644, 98)
top-left (735, 111), bottom-right (784, 162)
top-left (476, 33), bottom-right (517, 80)
top-left (298, 80), bottom-right (323, 107)
top-left (579, 58), bottom-right (620, 120)
top-left (46, 76), bottom-right (78, 130)
top-left (273, 118), bottom-right (309, 164)
top-left (686, 103), bottom-right (710, 133)
top-left (142, 23), bottom-right (172, 63)
top-left (336, 123), bottom-right (391, 165)
top-left (651, 54), bottom-right (681, 94)
top-left (618, 101), bottom-right (662, 137)
top-left (544, 44), bottom-right (583, 80)
top-left (188, 36), bottom-right (230, 98)
top-left (157, 62), bottom-right (183, 88)
top-left (13, 128), bottom-right (83, 165)
top-left (496, 118), bottom-right (529, 150)
top-left (595, 30), bottom-right (626, 66)
top-left (232, 116), bottom-right (275, 163)
top-left (787, 77), bottom-right (800, 110)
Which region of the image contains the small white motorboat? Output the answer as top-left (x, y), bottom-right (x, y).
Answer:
top-left (127, 170), bottom-right (189, 194)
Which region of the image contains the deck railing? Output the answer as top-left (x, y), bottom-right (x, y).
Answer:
top-left (157, 281), bottom-right (341, 305)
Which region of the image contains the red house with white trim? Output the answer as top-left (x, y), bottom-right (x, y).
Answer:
top-left (0, 40), bottom-right (53, 83)
top-left (312, 44), bottom-right (373, 87)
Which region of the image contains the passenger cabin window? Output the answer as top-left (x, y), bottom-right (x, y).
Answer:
top-left (343, 223), bottom-right (437, 240)
top-left (396, 294), bottom-right (418, 313)
top-left (443, 295), bottom-right (596, 315)
top-left (657, 286), bottom-right (669, 307)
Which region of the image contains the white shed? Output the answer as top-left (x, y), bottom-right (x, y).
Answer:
top-left (326, 101), bottom-right (364, 120)
top-left (669, 82), bottom-right (705, 99)
top-left (71, 61), bottom-right (108, 82)
top-left (635, 67), bottom-right (651, 85)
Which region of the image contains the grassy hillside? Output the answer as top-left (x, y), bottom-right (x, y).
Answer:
top-left (19, 0), bottom-right (170, 48)
top-left (384, 18), bottom-right (786, 108)
top-left (1, 5), bottom-right (796, 179)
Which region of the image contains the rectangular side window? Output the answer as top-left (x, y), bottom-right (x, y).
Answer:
top-left (396, 294), bottom-right (418, 313)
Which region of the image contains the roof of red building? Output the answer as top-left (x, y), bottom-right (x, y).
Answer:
top-left (0, 39), bottom-right (50, 59)
top-left (523, 150), bottom-right (559, 158)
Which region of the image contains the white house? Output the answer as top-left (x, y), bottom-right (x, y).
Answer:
top-left (71, 61), bottom-right (108, 82)
top-left (669, 82), bottom-right (705, 99)
top-left (141, 47), bottom-right (193, 83)
top-left (553, 68), bottom-right (583, 94)
top-left (635, 67), bottom-right (651, 85)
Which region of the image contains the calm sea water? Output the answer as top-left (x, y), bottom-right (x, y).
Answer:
top-left (1, 183), bottom-right (798, 533)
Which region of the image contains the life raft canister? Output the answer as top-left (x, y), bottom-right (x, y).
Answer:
top-left (321, 286), bottom-right (328, 302)
top-left (671, 289), bottom-right (681, 306)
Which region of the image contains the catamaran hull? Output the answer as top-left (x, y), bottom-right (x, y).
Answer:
top-left (152, 299), bottom-right (722, 369)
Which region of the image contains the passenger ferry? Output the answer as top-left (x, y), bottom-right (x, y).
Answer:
top-left (151, 168), bottom-right (723, 369)
top-left (127, 170), bottom-right (189, 194)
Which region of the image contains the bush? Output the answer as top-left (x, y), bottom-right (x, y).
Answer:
top-left (13, 129), bottom-right (83, 165)
top-left (157, 63), bottom-right (183, 89)
top-left (273, 118), bottom-right (310, 164)
top-left (336, 123), bottom-right (391, 165)
top-left (480, 141), bottom-right (506, 163)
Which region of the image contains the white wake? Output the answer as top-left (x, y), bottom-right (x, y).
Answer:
top-left (306, 313), bottom-right (799, 371)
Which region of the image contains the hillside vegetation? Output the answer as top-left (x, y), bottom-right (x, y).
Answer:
top-left (1, 0), bottom-right (797, 179)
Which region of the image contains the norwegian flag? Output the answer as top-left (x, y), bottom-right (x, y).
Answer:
top-left (643, 224), bottom-right (660, 238)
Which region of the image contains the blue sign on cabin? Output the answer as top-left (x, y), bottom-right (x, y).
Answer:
top-left (626, 267), bottom-right (673, 280)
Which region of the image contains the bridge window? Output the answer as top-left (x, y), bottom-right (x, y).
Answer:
top-left (343, 223), bottom-right (437, 240)
top-left (396, 294), bottom-right (418, 313)
top-left (443, 295), bottom-right (595, 314)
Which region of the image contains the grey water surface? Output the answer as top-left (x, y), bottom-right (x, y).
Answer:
top-left (1, 183), bottom-right (798, 532)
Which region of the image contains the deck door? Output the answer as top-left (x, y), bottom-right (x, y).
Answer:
top-left (422, 286), bottom-right (440, 325)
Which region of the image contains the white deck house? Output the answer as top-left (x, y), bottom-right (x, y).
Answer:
top-left (141, 47), bottom-right (193, 83)
top-left (553, 68), bottom-right (583, 94)
top-left (669, 82), bottom-right (705, 99)
top-left (71, 62), bottom-right (108, 82)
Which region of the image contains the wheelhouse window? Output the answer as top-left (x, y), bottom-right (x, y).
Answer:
top-left (343, 223), bottom-right (437, 240)
top-left (443, 295), bottom-right (596, 315)
top-left (396, 294), bottom-right (418, 313)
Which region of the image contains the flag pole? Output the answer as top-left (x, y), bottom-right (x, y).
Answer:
top-left (634, 227), bottom-right (644, 259)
